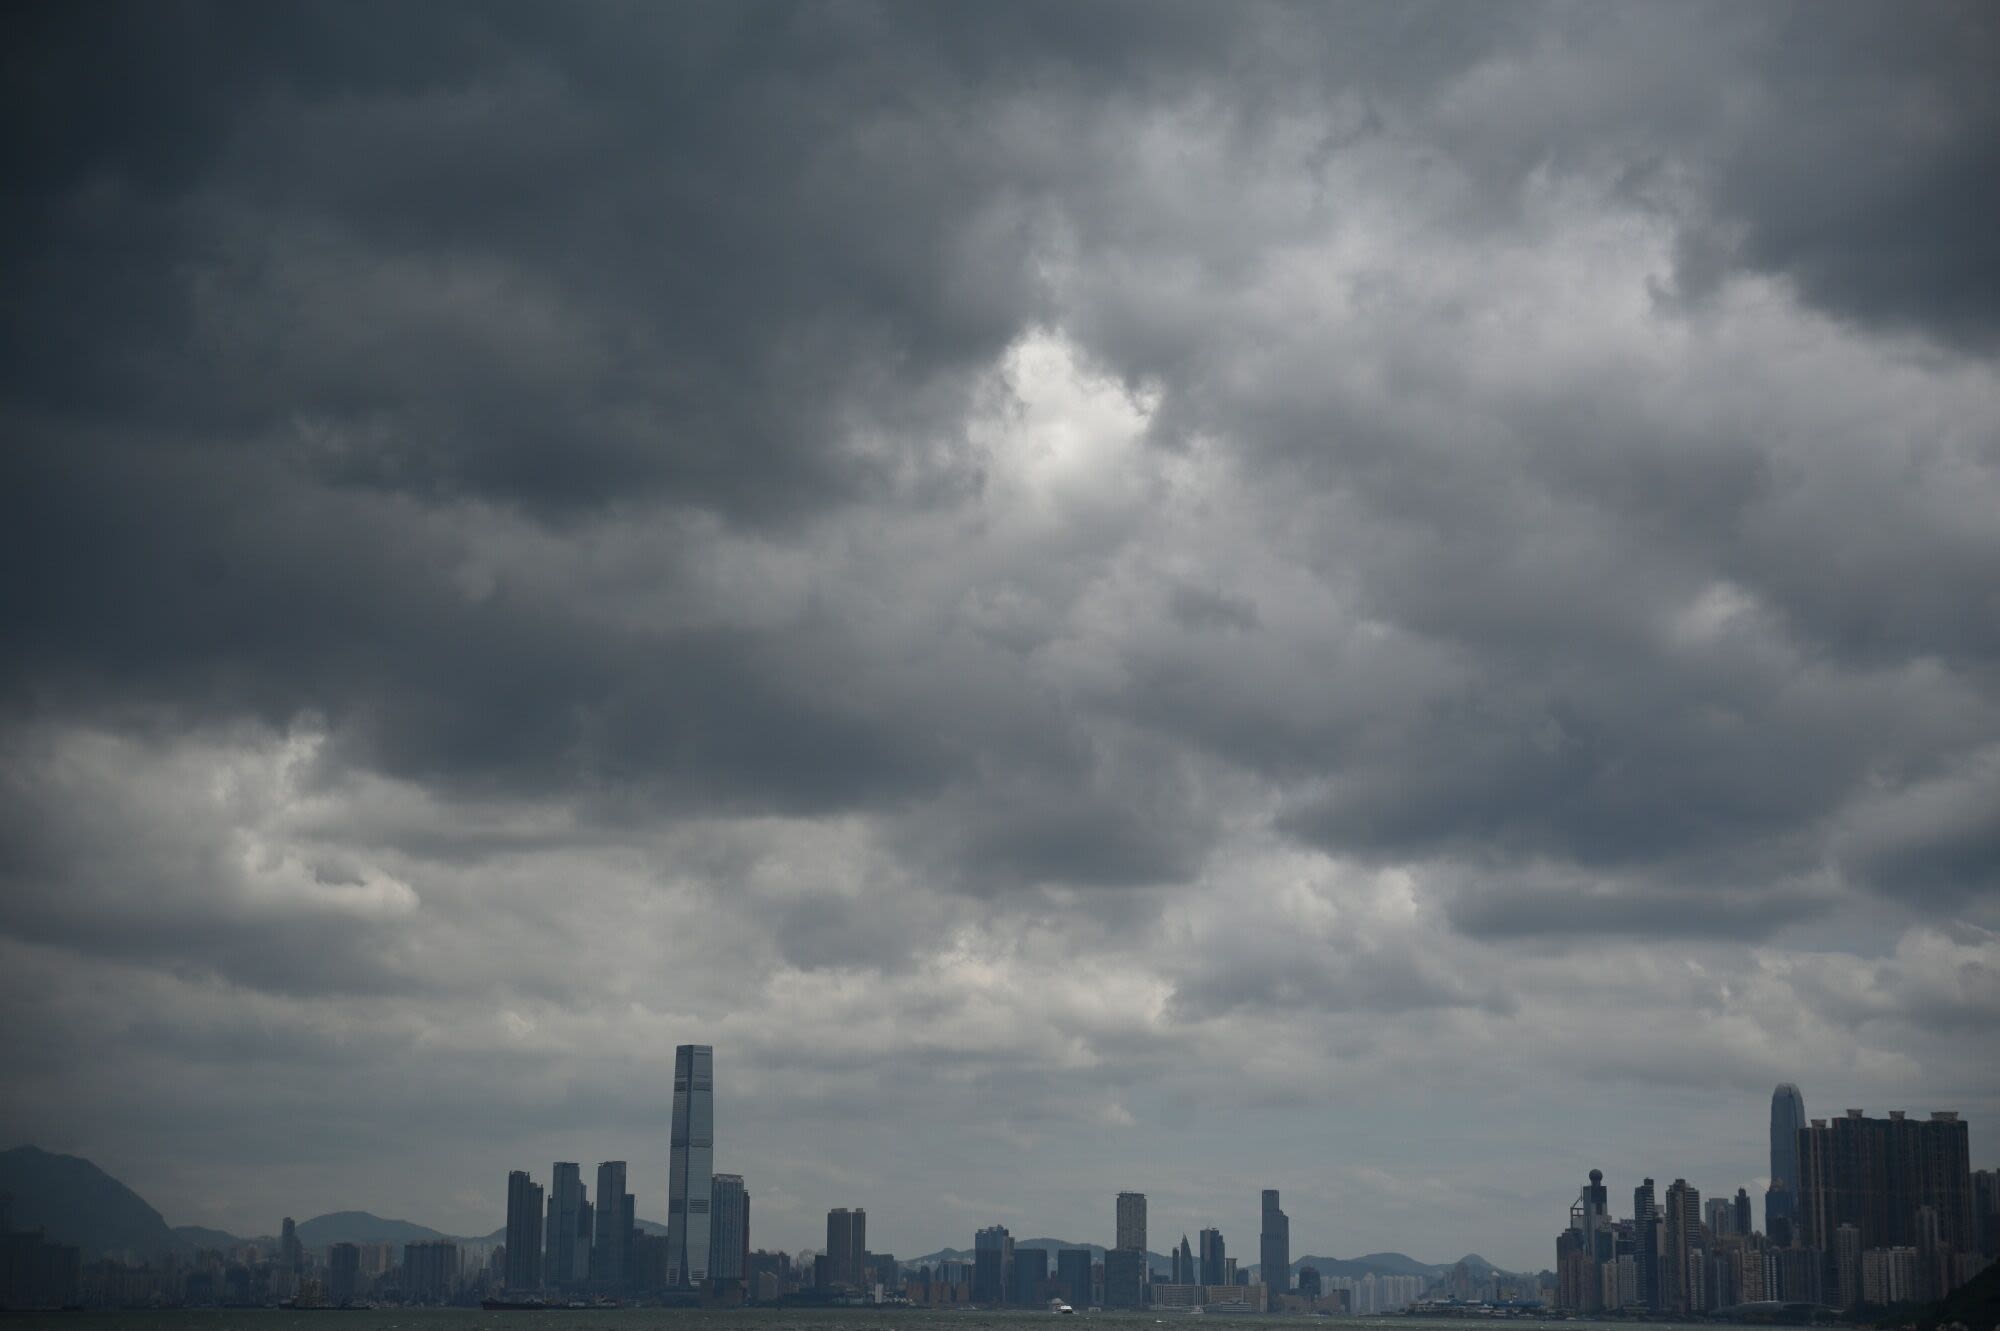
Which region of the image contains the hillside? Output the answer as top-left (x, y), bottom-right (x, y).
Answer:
top-left (1902, 1258), bottom-right (2000, 1330)
top-left (912, 1238), bottom-right (1172, 1269)
top-left (0, 1146), bottom-right (178, 1260)
top-left (293, 1211), bottom-right (449, 1248)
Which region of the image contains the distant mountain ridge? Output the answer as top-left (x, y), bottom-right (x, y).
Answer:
top-left (5, 1145), bottom-right (1513, 1276)
top-left (911, 1236), bottom-right (1497, 1281)
top-left (0, 1146), bottom-right (179, 1260)
top-left (294, 1211), bottom-right (450, 1248)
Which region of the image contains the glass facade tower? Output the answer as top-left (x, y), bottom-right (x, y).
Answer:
top-left (666, 1044), bottom-right (715, 1287)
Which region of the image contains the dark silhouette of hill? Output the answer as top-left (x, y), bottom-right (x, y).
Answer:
top-left (172, 1224), bottom-right (246, 1249)
top-left (0, 1145), bottom-right (178, 1259)
top-left (1902, 1257), bottom-right (2000, 1330)
top-left (293, 1211), bottom-right (449, 1247)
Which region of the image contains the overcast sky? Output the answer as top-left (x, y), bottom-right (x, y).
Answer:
top-left (3, 1), bottom-right (1997, 1274)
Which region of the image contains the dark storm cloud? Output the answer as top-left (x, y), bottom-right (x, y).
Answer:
top-left (1442, 878), bottom-right (1832, 942)
top-left (1673, 2), bottom-right (2000, 351)
top-left (2, 1), bottom-right (1998, 1258)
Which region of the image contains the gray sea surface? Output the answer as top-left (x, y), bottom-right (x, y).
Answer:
top-left (0, 1313), bottom-right (1667, 1331)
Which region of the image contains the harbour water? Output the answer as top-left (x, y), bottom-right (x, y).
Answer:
top-left (0, 1313), bottom-right (1674, 1331)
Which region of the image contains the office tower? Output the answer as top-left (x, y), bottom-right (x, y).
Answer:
top-left (826, 1208), bottom-right (865, 1287)
top-left (1199, 1228), bottom-right (1226, 1286)
top-left (709, 1175), bottom-right (748, 1285)
top-left (328, 1243), bottom-right (360, 1305)
top-left (1104, 1248), bottom-right (1146, 1308)
top-left (1261, 1189), bottom-right (1290, 1292)
top-left (1765, 1180), bottom-right (1795, 1248)
top-left (505, 1169), bottom-right (545, 1292)
top-left (1058, 1248), bottom-right (1092, 1306)
top-left (1575, 1169), bottom-right (1612, 1260)
top-left (1798, 1109), bottom-right (1975, 1256)
top-left (404, 1240), bottom-right (458, 1304)
top-left (1632, 1179), bottom-right (1659, 1309)
top-left (593, 1161), bottom-right (631, 1289)
top-left (666, 1043), bottom-right (715, 1287)
top-left (1299, 1265), bottom-right (1322, 1299)
top-left (546, 1162), bottom-right (587, 1288)
top-left (1012, 1245), bottom-right (1050, 1305)
top-left (1733, 1188), bottom-right (1753, 1238)
top-left (1664, 1179), bottom-right (1701, 1314)
top-left (1559, 1170), bottom-right (1612, 1311)
top-left (975, 1225), bottom-right (1012, 1304)
top-left (280, 1217), bottom-right (303, 1274)
top-left (1706, 1198), bottom-right (1733, 1240)
top-left (1769, 1084), bottom-right (1806, 1234)
top-left (1173, 1234), bottom-right (1194, 1286)
top-left (1116, 1192), bottom-right (1147, 1252)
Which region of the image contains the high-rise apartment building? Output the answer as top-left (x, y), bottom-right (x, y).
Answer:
top-left (666, 1044), bottom-right (715, 1287)
top-left (1770, 1084), bottom-right (1807, 1235)
top-left (1797, 1109), bottom-right (1975, 1256)
top-left (1632, 1179), bottom-right (1658, 1310)
top-left (593, 1161), bottom-right (631, 1289)
top-left (404, 1240), bottom-right (458, 1304)
top-left (709, 1175), bottom-right (749, 1285)
top-left (546, 1162), bottom-right (587, 1288)
top-left (1973, 1169), bottom-right (1999, 1258)
top-left (1261, 1189), bottom-right (1290, 1292)
top-left (1663, 1179), bottom-right (1701, 1314)
top-left (1116, 1192), bottom-right (1147, 1253)
top-left (1733, 1188), bottom-right (1753, 1238)
top-left (505, 1169), bottom-right (545, 1292)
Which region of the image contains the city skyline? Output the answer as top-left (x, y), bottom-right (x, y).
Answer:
top-left (202, 1073), bottom-right (1993, 1278)
top-left (3, 0), bottom-right (1996, 1290)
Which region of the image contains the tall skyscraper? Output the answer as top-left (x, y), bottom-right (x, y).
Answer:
top-left (1116, 1192), bottom-right (1147, 1252)
top-left (1663, 1179), bottom-right (1701, 1315)
top-left (593, 1161), bottom-right (631, 1289)
top-left (1732, 1188), bottom-right (1752, 1238)
top-left (505, 1169), bottom-right (545, 1292)
top-left (1057, 1248), bottom-right (1092, 1306)
top-left (328, 1243), bottom-right (360, 1305)
top-left (1173, 1234), bottom-right (1194, 1286)
top-left (1012, 1245), bottom-right (1050, 1306)
top-left (666, 1043), bottom-right (715, 1288)
top-left (1769, 1084), bottom-right (1806, 1235)
top-left (826, 1208), bottom-right (865, 1287)
top-left (975, 1225), bottom-right (1012, 1304)
top-left (280, 1217), bottom-right (303, 1274)
top-left (709, 1175), bottom-right (749, 1285)
top-left (1199, 1228), bottom-right (1226, 1287)
top-left (1632, 1178), bottom-right (1658, 1310)
top-left (1260, 1190), bottom-right (1290, 1292)
top-left (546, 1162), bottom-right (587, 1288)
